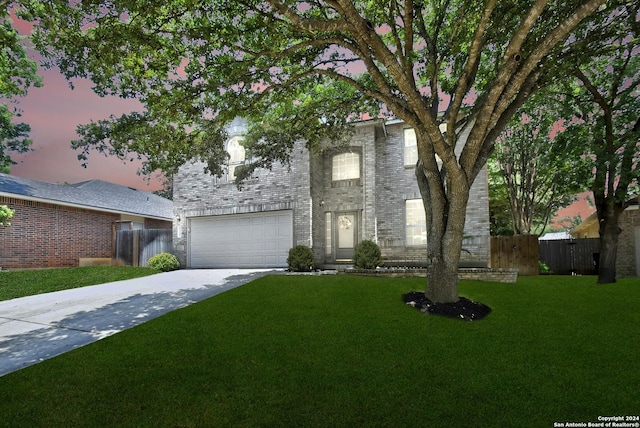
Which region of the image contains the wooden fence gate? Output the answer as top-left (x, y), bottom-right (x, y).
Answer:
top-left (539, 238), bottom-right (600, 275)
top-left (114, 229), bottom-right (173, 267)
top-left (490, 235), bottom-right (540, 276)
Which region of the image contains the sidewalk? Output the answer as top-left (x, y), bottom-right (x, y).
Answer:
top-left (0, 269), bottom-right (273, 377)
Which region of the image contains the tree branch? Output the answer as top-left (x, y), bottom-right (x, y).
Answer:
top-left (264, 0), bottom-right (350, 32)
top-left (447, 0), bottom-right (497, 134)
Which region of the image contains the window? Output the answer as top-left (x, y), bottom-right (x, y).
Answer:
top-left (332, 152), bottom-right (360, 181)
top-left (406, 199), bottom-right (427, 246)
top-left (404, 127), bottom-right (444, 167)
top-left (325, 212), bottom-right (332, 256)
top-left (227, 136), bottom-right (245, 180)
top-left (404, 128), bottom-right (418, 166)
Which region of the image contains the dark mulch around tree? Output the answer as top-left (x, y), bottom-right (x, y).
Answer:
top-left (402, 291), bottom-right (491, 321)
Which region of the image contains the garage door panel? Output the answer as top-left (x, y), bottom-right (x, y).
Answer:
top-left (189, 210), bottom-right (293, 268)
top-left (262, 242), bottom-right (277, 251)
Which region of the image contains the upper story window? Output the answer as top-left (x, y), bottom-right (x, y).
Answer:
top-left (406, 199), bottom-right (427, 246)
top-left (404, 128), bottom-right (418, 166)
top-left (332, 152), bottom-right (360, 181)
top-left (227, 136), bottom-right (245, 180)
top-left (404, 126), bottom-right (446, 167)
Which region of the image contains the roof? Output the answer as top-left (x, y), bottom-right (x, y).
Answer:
top-left (570, 195), bottom-right (640, 238)
top-left (539, 231), bottom-right (573, 241)
top-left (0, 173), bottom-right (173, 220)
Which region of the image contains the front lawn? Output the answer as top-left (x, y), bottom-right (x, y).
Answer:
top-left (0, 266), bottom-right (158, 301)
top-left (0, 275), bottom-right (638, 427)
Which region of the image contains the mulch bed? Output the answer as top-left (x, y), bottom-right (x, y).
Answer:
top-left (402, 291), bottom-right (491, 321)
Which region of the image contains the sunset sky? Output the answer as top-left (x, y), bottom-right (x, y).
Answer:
top-left (7, 13), bottom-right (164, 192)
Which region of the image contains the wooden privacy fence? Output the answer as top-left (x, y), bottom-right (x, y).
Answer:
top-left (114, 229), bottom-right (173, 267)
top-left (539, 238), bottom-right (600, 275)
top-left (490, 235), bottom-right (540, 276)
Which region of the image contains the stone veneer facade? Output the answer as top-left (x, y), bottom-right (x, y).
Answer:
top-left (173, 118), bottom-right (490, 268)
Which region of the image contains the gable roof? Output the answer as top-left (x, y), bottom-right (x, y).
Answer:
top-left (0, 173), bottom-right (172, 220)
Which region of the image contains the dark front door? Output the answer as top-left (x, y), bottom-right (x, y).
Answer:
top-left (335, 212), bottom-right (357, 261)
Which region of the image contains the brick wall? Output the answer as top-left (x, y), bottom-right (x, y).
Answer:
top-left (346, 267), bottom-right (518, 283)
top-left (144, 218), bottom-right (173, 230)
top-left (0, 196), bottom-right (118, 269)
top-left (373, 122), bottom-right (490, 267)
top-left (616, 208), bottom-right (640, 277)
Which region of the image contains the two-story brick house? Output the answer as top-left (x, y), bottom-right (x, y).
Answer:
top-left (172, 117), bottom-right (490, 269)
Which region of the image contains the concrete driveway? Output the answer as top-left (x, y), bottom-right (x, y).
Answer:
top-left (0, 269), bottom-right (274, 377)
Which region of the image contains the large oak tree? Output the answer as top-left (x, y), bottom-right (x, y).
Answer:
top-left (20, 0), bottom-right (633, 302)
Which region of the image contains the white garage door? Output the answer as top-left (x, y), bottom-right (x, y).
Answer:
top-left (188, 211), bottom-right (293, 268)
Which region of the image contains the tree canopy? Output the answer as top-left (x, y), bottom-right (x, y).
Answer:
top-left (19, 1), bottom-right (626, 176)
top-left (550, 16), bottom-right (640, 283)
top-left (18, 0), bottom-right (636, 302)
top-left (0, 5), bottom-right (41, 173)
top-left (489, 93), bottom-right (591, 236)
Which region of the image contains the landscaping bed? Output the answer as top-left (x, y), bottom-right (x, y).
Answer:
top-left (346, 266), bottom-right (519, 283)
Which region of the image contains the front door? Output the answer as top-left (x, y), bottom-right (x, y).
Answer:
top-left (335, 212), bottom-right (358, 261)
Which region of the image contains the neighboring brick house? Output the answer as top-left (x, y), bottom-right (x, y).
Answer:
top-left (0, 173), bottom-right (173, 269)
top-left (571, 196), bottom-right (640, 277)
top-left (173, 117), bottom-right (490, 269)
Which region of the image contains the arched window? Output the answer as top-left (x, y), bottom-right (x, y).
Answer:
top-left (227, 136), bottom-right (245, 180)
top-left (332, 152), bottom-right (360, 181)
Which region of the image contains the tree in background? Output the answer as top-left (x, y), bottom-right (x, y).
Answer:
top-left (153, 175), bottom-right (173, 201)
top-left (488, 163), bottom-right (515, 236)
top-left (0, 3), bottom-right (41, 173)
top-left (489, 96), bottom-right (591, 236)
top-left (552, 12), bottom-right (640, 284)
top-left (0, 204), bottom-right (13, 227)
top-left (20, 0), bottom-right (633, 303)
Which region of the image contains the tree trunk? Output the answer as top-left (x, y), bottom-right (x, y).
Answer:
top-left (425, 239), bottom-right (462, 303)
top-left (416, 159), bottom-right (469, 303)
top-left (597, 211), bottom-right (621, 284)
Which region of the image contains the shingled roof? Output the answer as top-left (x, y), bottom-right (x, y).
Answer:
top-left (0, 173), bottom-right (172, 220)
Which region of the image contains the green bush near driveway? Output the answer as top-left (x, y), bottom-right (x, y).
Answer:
top-left (287, 245), bottom-right (315, 271)
top-left (0, 275), bottom-right (637, 426)
top-left (147, 252), bottom-right (181, 272)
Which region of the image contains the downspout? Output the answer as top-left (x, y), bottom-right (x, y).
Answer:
top-left (362, 134), bottom-right (366, 244)
top-left (309, 197), bottom-right (313, 248)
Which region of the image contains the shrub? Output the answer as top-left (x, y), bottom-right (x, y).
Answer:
top-left (287, 245), bottom-right (315, 272)
top-left (148, 252), bottom-right (181, 272)
top-left (354, 240), bottom-right (382, 269)
top-left (539, 261), bottom-right (552, 274)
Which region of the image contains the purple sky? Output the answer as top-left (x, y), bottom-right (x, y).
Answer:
top-left (8, 14), bottom-right (163, 192)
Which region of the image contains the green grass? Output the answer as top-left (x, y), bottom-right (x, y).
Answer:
top-left (0, 266), bottom-right (158, 301)
top-left (0, 275), bottom-right (638, 427)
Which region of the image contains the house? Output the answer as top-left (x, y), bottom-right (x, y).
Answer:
top-left (173, 118), bottom-right (490, 269)
top-left (571, 196), bottom-right (640, 277)
top-left (0, 173), bottom-right (173, 269)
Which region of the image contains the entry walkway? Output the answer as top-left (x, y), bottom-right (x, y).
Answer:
top-left (0, 269), bottom-right (273, 377)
